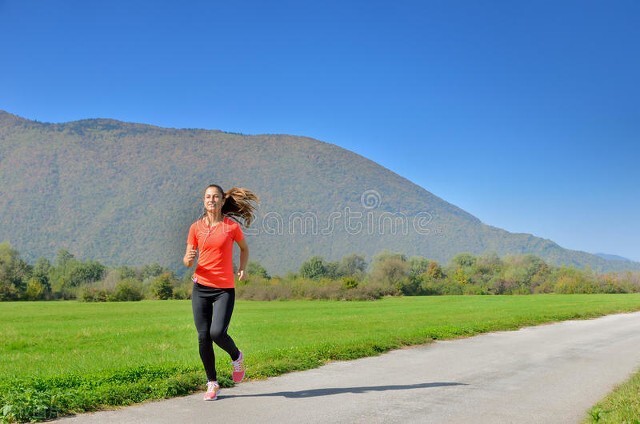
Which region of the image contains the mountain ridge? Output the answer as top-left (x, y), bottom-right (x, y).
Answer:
top-left (1, 109), bottom-right (638, 274)
top-left (595, 253), bottom-right (633, 262)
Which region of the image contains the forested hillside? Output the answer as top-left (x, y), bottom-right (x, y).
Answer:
top-left (1, 110), bottom-right (638, 274)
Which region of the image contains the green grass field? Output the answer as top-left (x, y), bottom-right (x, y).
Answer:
top-left (2, 294), bottom-right (640, 422)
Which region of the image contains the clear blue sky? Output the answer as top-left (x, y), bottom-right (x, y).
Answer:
top-left (2, 0), bottom-right (639, 261)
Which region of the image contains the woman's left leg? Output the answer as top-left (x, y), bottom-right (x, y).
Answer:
top-left (210, 288), bottom-right (241, 361)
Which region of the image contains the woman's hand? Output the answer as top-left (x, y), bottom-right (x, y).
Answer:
top-left (184, 247), bottom-right (197, 267)
top-left (236, 239), bottom-right (249, 281)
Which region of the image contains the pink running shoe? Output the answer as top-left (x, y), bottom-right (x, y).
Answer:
top-left (231, 351), bottom-right (246, 383)
top-left (203, 381), bottom-right (219, 401)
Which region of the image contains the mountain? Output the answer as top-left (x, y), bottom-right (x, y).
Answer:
top-left (1, 110), bottom-right (639, 274)
top-left (595, 253), bottom-right (633, 262)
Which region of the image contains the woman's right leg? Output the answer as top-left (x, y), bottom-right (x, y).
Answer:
top-left (191, 283), bottom-right (217, 382)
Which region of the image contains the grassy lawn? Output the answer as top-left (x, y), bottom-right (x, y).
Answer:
top-left (2, 294), bottom-right (640, 422)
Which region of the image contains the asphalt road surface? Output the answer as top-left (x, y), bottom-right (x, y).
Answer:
top-left (58, 312), bottom-right (640, 424)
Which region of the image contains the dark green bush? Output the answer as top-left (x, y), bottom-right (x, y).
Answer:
top-left (111, 279), bottom-right (143, 302)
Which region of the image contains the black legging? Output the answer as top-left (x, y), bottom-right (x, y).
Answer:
top-left (191, 283), bottom-right (241, 382)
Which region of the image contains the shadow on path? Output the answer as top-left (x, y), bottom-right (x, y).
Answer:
top-left (220, 382), bottom-right (466, 399)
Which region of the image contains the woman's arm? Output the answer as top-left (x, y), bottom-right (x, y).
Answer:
top-left (236, 238), bottom-right (249, 281)
top-left (184, 244), bottom-right (197, 267)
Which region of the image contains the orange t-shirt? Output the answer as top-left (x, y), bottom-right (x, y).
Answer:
top-left (187, 216), bottom-right (244, 288)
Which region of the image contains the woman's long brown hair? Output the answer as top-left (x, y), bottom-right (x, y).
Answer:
top-left (206, 184), bottom-right (259, 227)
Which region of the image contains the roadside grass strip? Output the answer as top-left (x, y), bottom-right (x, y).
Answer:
top-left (584, 368), bottom-right (640, 423)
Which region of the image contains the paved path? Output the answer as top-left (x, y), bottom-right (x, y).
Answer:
top-left (58, 312), bottom-right (640, 424)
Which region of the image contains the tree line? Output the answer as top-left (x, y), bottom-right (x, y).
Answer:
top-left (238, 251), bottom-right (640, 300)
top-left (1, 241), bottom-right (639, 302)
top-left (0, 242), bottom-right (188, 301)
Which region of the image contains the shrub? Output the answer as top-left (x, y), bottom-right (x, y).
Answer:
top-left (299, 256), bottom-right (328, 280)
top-left (236, 279), bottom-right (293, 301)
top-left (341, 276), bottom-right (359, 290)
top-left (25, 278), bottom-right (46, 301)
top-left (80, 287), bottom-right (109, 302)
top-left (151, 273), bottom-right (174, 300)
top-left (462, 282), bottom-right (491, 295)
top-left (450, 253), bottom-right (477, 268)
top-left (553, 267), bottom-right (598, 294)
top-left (172, 286), bottom-right (191, 300)
top-left (247, 262), bottom-right (270, 279)
top-left (111, 279), bottom-right (144, 301)
top-left (338, 254), bottom-right (367, 277)
top-left (369, 252), bottom-right (408, 295)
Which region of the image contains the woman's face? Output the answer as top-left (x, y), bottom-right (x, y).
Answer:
top-left (203, 186), bottom-right (224, 213)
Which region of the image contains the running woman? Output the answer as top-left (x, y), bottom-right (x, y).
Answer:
top-left (183, 184), bottom-right (259, 401)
